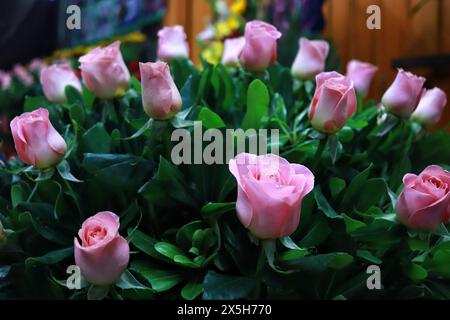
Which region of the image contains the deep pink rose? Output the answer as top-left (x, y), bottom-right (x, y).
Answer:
top-left (221, 37), bottom-right (246, 67)
top-left (239, 20), bottom-right (282, 72)
top-left (411, 87), bottom-right (447, 125)
top-left (79, 41), bottom-right (130, 99)
top-left (346, 59), bottom-right (378, 98)
top-left (139, 61), bottom-right (182, 120)
top-left (157, 26), bottom-right (189, 62)
top-left (0, 70), bottom-right (11, 90)
top-left (74, 211), bottom-right (130, 285)
top-left (229, 153), bottom-right (314, 239)
top-left (382, 69), bottom-right (425, 117)
top-left (291, 37), bottom-right (329, 80)
top-left (396, 166), bottom-right (450, 230)
top-left (12, 64), bottom-right (33, 86)
top-left (40, 64), bottom-right (82, 103)
top-left (308, 71), bottom-right (357, 133)
top-left (10, 108), bottom-right (67, 169)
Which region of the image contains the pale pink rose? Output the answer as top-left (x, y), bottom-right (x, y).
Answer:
top-left (291, 37), bottom-right (329, 80)
top-left (157, 26), bottom-right (189, 62)
top-left (396, 166), bottom-right (450, 230)
top-left (40, 64), bottom-right (82, 103)
top-left (10, 108), bottom-right (67, 169)
top-left (12, 64), bottom-right (33, 86)
top-left (139, 61), bottom-right (182, 120)
top-left (239, 20), bottom-right (282, 72)
top-left (79, 41), bottom-right (130, 99)
top-left (0, 70), bottom-right (11, 90)
top-left (74, 212), bottom-right (130, 285)
top-left (308, 71), bottom-right (357, 133)
top-left (221, 37), bottom-right (246, 67)
top-left (29, 58), bottom-right (47, 74)
top-left (382, 69), bottom-right (426, 117)
top-left (346, 59), bottom-right (378, 98)
top-left (411, 87), bottom-right (447, 125)
top-left (229, 153), bottom-right (314, 239)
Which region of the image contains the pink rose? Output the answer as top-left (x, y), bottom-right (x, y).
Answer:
top-left (396, 166), bottom-right (450, 230)
top-left (139, 61), bottom-right (182, 120)
top-left (221, 37), bottom-right (246, 67)
top-left (12, 64), bottom-right (33, 86)
top-left (229, 153), bottom-right (314, 239)
top-left (157, 26), bottom-right (190, 62)
top-left (308, 71), bottom-right (357, 133)
top-left (10, 108), bottom-right (67, 169)
top-left (382, 69), bottom-right (425, 117)
top-left (239, 20), bottom-right (282, 72)
top-left (346, 59), bottom-right (378, 98)
top-left (40, 64), bottom-right (82, 103)
top-left (79, 41), bottom-right (130, 99)
top-left (74, 211), bottom-right (130, 285)
top-left (29, 58), bottom-right (47, 74)
top-left (0, 70), bottom-right (11, 91)
top-left (291, 37), bottom-right (329, 80)
top-left (411, 87), bottom-right (447, 125)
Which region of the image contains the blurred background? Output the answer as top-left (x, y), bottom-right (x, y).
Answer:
top-left (0, 0), bottom-right (449, 127)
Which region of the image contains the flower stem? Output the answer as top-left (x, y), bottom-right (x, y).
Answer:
top-left (312, 136), bottom-right (327, 171)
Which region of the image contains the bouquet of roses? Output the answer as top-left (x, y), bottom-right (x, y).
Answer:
top-left (0, 21), bottom-right (449, 300)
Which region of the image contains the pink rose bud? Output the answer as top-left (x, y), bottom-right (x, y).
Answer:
top-left (229, 153), bottom-right (314, 239)
top-left (157, 26), bottom-right (190, 63)
top-left (79, 41), bottom-right (130, 99)
top-left (12, 64), bottom-right (33, 86)
top-left (411, 87), bottom-right (447, 125)
top-left (240, 20), bottom-right (282, 72)
top-left (10, 108), bottom-right (67, 169)
top-left (346, 59), bottom-right (378, 98)
top-left (291, 37), bottom-right (329, 80)
top-left (29, 58), bottom-right (47, 74)
top-left (139, 61), bottom-right (182, 120)
top-left (0, 70), bottom-right (11, 90)
top-left (396, 166), bottom-right (450, 230)
top-left (74, 211), bottom-right (130, 285)
top-left (40, 64), bottom-right (82, 103)
top-left (382, 69), bottom-right (425, 117)
top-left (308, 71), bottom-right (357, 133)
top-left (221, 37), bottom-right (246, 67)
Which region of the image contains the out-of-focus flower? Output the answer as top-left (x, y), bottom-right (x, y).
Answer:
top-left (0, 70), bottom-right (12, 90)
top-left (12, 64), bottom-right (33, 86)
top-left (201, 41), bottom-right (225, 65)
top-left (411, 87), bottom-right (447, 126)
top-left (157, 26), bottom-right (190, 62)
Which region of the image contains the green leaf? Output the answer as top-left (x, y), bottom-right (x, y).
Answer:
top-left (329, 177), bottom-right (346, 199)
top-left (355, 178), bottom-right (386, 211)
top-left (372, 113), bottom-right (399, 137)
top-left (80, 123), bottom-right (112, 154)
top-left (202, 271), bottom-right (257, 300)
top-left (280, 252), bottom-right (354, 272)
top-left (131, 76), bottom-right (142, 95)
top-left (198, 107), bottom-right (225, 129)
top-left (356, 250), bottom-right (382, 264)
top-left (130, 260), bottom-right (182, 292)
top-left (342, 213), bottom-right (366, 233)
top-left (128, 229), bottom-right (162, 259)
top-left (57, 160), bottom-right (83, 183)
top-left (280, 236), bottom-right (302, 250)
top-left (65, 85), bottom-right (83, 104)
top-left (116, 270), bottom-right (148, 290)
top-left (340, 164), bottom-right (373, 211)
top-left (407, 263), bottom-right (428, 280)
top-left (242, 79), bottom-right (269, 130)
top-left (25, 247), bottom-right (73, 267)
top-left (181, 279), bottom-right (204, 300)
top-left (314, 186), bottom-right (340, 219)
top-left (123, 118), bottom-right (153, 140)
top-left (11, 184), bottom-right (27, 208)
top-left (69, 103), bottom-right (85, 125)
top-left (327, 134), bottom-right (342, 164)
top-left (200, 202), bottom-right (235, 221)
top-left (87, 285), bottom-right (109, 300)
top-left (24, 96), bottom-right (48, 112)
top-left (154, 242), bottom-right (198, 268)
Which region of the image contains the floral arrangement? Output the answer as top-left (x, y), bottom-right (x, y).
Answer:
top-left (0, 19), bottom-right (449, 300)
